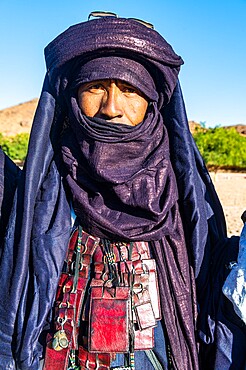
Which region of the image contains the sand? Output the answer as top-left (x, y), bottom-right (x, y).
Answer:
top-left (210, 172), bottom-right (246, 237)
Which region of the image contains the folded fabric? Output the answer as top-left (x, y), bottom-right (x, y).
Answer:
top-left (222, 222), bottom-right (246, 324)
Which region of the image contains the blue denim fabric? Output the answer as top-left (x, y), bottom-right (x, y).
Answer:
top-left (111, 321), bottom-right (168, 370)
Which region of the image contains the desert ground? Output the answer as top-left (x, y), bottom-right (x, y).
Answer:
top-left (210, 171), bottom-right (246, 237)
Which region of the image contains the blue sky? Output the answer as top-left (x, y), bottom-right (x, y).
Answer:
top-left (0, 0), bottom-right (245, 127)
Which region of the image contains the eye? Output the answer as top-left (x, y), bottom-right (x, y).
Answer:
top-left (122, 86), bottom-right (137, 93)
top-left (87, 83), bottom-right (105, 91)
top-left (78, 82), bottom-right (105, 94)
top-left (121, 84), bottom-right (139, 94)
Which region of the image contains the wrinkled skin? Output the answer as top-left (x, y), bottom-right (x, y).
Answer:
top-left (78, 79), bottom-right (148, 126)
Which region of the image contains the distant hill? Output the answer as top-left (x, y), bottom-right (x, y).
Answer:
top-left (0, 99), bottom-right (245, 136)
top-left (224, 124), bottom-right (246, 136)
top-left (188, 120), bottom-right (246, 136)
top-left (0, 99), bottom-right (38, 136)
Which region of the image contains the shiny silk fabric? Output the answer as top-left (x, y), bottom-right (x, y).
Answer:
top-left (0, 149), bottom-right (20, 252)
top-left (61, 101), bottom-right (180, 241)
top-left (70, 56), bottom-right (159, 102)
top-left (45, 17), bottom-right (183, 108)
top-left (0, 16), bottom-right (244, 370)
top-left (60, 93), bottom-right (199, 369)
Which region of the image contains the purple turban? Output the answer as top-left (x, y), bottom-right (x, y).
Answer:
top-left (45, 17), bottom-right (184, 106)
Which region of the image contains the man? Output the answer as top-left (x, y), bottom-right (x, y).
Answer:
top-left (0, 12), bottom-right (245, 370)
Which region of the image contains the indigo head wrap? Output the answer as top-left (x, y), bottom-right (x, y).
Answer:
top-left (71, 56), bottom-right (158, 101)
top-left (62, 100), bottom-right (179, 240)
top-left (58, 41), bottom-right (180, 241)
top-left (45, 17), bottom-right (184, 107)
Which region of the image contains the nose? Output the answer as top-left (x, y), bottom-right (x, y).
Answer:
top-left (98, 82), bottom-right (124, 120)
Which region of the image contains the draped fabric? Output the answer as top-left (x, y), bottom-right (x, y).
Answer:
top-left (70, 56), bottom-right (159, 102)
top-left (0, 81), bottom-right (72, 370)
top-left (0, 149), bottom-right (20, 252)
top-left (163, 85), bottom-right (245, 369)
top-left (62, 102), bottom-right (179, 241)
top-left (60, 88), bottom-right (199, 369)
top-left (0, 16), bottom-right (244, 370)
top-left (45, 17), bottom-right (183, 108)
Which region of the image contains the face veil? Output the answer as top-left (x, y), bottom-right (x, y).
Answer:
top-left (59, 54), bottom-right (179, 241)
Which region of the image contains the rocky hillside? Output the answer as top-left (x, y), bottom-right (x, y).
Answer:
top-left (0, 99), bottom-right (38, 136)
top-left (0, 99), bottom-right (245, 136)
top-left (188, 120), bottom-right (246, 136)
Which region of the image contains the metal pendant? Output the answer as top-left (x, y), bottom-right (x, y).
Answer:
top-left (52, 329), bottom-right (69, 351)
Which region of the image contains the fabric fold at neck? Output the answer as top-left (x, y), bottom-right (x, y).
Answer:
top-left (61, 100), bottom-right (180, 240)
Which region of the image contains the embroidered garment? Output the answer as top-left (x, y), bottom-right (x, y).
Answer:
top-left (43, 227), bottom-right (164, 369)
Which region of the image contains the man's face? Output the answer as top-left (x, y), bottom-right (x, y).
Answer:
top-left (78, 79), bottom-right (148, 126)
